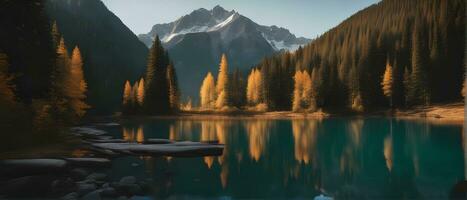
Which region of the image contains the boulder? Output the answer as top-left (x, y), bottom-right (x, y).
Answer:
top-left (82, 190), bottom-right (101, 200)
top-left (0, 175), bottom-right (56, 197)
top-left (86, 173), bottom-right (107, 181)
top-left (70, 168), bottom-right (89, 181)
top-left (119, 176), bottom-right (137, 185)
top-left (65, 158), bottom-right (111, 168)
top-left (76, 183), bottom-right (97, 196)
top-left (0, 159), bottom-right (68, 178)
top-left (61, 192), bottom-right (79, 200)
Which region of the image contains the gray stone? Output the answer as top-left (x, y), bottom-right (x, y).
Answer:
top-left (86, 173), bottom-right (107, 181)
top-left (119, 176), bottom-right (136, 185)
top-left (82, 190), bottom-right (101, 200)
top-left (70, 168), bottom-right (89, 181)
top-left (76, 183), bottom-right (97, 196)
top-left (100, 187), bottom-right (117, 197)
top-left (61, 192), bottom-right (78, 200)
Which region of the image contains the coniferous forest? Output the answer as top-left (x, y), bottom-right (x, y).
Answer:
top-left (194, 0), bottom-right (465, 113)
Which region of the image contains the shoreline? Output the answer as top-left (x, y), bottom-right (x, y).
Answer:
top-left (119, 103), bottom-right (464, 125)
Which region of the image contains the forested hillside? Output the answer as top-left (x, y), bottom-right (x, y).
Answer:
top-left (246, 0), bottom-right (464, 111)
top-left (46, 0), bottom-right (149, 114)
top-left (0, 0), bottom-right (90, 149)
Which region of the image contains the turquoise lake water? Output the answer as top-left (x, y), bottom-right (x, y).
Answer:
top-left (101, 118), bottom-right (465, 199)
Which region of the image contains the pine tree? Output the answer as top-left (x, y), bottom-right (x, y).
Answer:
top-left (49, 37), bottom-right (71, 120)
top-left (409, 19), bottom-right (430, 106)
top-left (51, 21), bottom-right (60, 50)
top-left (200, 72), bottom-right (216, 109)
top-left (167, 64), bottom-right (179, 111)
top-left (144, 36), bottom-right (170, 114)
top-left (381, 59), bottom-right (393, 107)
top-left (137, 78), bottom-right (145, 106)
top-left (69, 46), bottom-right (89, 117)
top-left (403, 67), bottom-right (412, 106)
top-left (216, 54), bottom-right (229, 109)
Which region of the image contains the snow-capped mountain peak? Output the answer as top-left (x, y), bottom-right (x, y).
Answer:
top-left (138, 5), bottom-right (310, 52)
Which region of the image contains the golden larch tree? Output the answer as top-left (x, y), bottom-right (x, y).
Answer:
top-left (216, 54), bottom-right (229, 108)
top-left (0, 53), bottom-right (15, 105)
top-left (69, 46), bottom-right (89, 117)
top-left (123, 80), bottom-right (132, 105)
top-left (292, 70), bottom-right (304, 111)
top-left (200, 72), bottom-right (216, 109)
top-left (137, 78), bottom-right (145, 106)
top-left (381, 60), bottom-right (393, 107)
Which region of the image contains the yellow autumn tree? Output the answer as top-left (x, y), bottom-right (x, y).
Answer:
top-left (216, 54), bottom-right (229, 109)
top-left (200, 72), bottom-right (216, 109)
top-left (0, 53), bottom-right (15, 105)
top-left (292, 70), bottom-right (314, 112)
top-left (246, 69), bottom-right (263, 105)
top-left (123, 80), bottom-right (132, 106)
top-left (292, 70), bottom-right (304, 111)
top-left (69, 46), bottom-right (89, 117)
top-left (381, 60), bottom-right (393, 107)
top-left (137, 78), bottom-right (145, 106)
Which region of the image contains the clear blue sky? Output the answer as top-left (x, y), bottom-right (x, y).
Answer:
top-left (101, 0), bottom-right (380, 38)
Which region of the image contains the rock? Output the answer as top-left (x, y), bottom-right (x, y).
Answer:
top-left (51, 177), bottom-right (75, 195)
top-left (119, 176), bottom-right (137, 185)
top-left (131, 163), bottom-right (139, 167)
top-left (86, 173), bottom-right (107, 181)
top-left (0, 159), bottom-right (68, 178)
top-left (115, 184), bottom-right (142, 196)
top-left (0, 175), bottom-right (56, 197)
top-left (65, 158), bottom-right (111, 168)
top-left (144, 138), bottom-right (172, 144)
top-left (94, 122), bottom-right (120, 127)
top-left (102, 183), bottom-right (110, 188)
top-left (100, 187), bottom-right (118, 197)
top-left (129, 196), bottom-right (150, 200)
top-left (70, 168), bottom-right (89, 181)
top-left (82, 190), bottom-right (101, 200)
top-left (117, 196), bottom-right (128, 200)
top-left (61, 192), bottom-right (79, 200)
top-left (76, 183), bottom-right (97, 196)
top-left (70, 127), bottom-right (107, 136)
top-left (89, 139), bottom-right (127, 143)
top-left (92, 141), bottom-right (224, 157)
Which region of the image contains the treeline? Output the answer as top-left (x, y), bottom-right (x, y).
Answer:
top-left (122, 36), bottom-right (180, 115)
top-left (217, 0), bottom-right (464, 112)
top-left (0, 0), bottom-right (89, 147)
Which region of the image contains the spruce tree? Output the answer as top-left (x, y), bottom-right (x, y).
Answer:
top-left (410, 20), bottom-right (430, 106)
top-left (167, 64), bottom-right (179, 111)
top-left (144, 36), bottom-right (170, 114)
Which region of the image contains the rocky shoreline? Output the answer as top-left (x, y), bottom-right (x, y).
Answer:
top-left (0, 123), bottom-right (224, 199)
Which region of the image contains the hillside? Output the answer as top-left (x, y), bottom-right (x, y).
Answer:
top-left (46, 0), bottom-right (149, 114)
top-left (250, 0), bottom-right (465, 111)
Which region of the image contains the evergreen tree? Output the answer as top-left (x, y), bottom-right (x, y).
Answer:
top-left (167, 64), bottom-right (179, 111)
top-left (144, 36), bottom-right (170, 114)
top-left (410, 20), bottom-right (430, 106)
top-left (216, 54), bottom-right (229, 108)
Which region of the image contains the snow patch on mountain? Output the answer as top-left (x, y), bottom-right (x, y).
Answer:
top-left (161, 13), bottom-right (238, 43)
top-left (210, 13), bottom-right (236, 31)
top-left (162, 25), bottom-right (210, 43)
top-left (266, 39), bottom-right (302, 52)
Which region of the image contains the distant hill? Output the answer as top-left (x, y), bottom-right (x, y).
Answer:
top-left (139, 5), bottom-right (311, 100)
top-left (46, 0), bottom-right (149, 114)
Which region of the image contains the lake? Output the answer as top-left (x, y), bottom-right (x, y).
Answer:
top-left (100, 117), bottom-right (465, 199)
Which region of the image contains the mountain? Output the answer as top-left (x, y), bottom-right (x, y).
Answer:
top-left (46, 0), bottom-right (148, 114)
top-left (138, 5), bottom-right (311, 100)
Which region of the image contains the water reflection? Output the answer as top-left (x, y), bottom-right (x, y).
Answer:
top-left (111, 118), bottom-right (463, 199)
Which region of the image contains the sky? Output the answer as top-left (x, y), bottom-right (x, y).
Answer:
top-left (101, 0), bottom-right (380, 39)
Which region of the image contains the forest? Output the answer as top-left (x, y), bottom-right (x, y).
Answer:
top-left (187, 0), bottom-right (465, 113)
